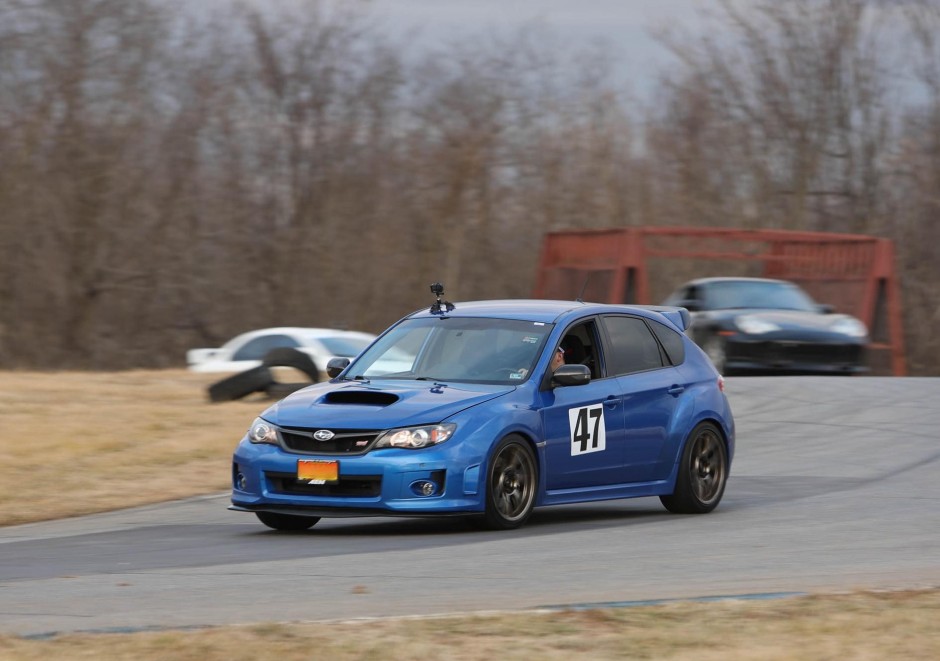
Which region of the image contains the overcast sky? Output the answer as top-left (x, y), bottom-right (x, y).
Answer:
top-left (365, 0), bottom-right (705, 93)
top-left (202, 0), bottom-right (712, 98)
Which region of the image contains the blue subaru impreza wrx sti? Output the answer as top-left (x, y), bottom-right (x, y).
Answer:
top-left (230, 289), bottom-right (735, 530)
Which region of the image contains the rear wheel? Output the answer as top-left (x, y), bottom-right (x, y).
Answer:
top-left (660, 422), bottom-right (728, 514)
top-left (483, 435), bottom-right (537, 530)
top-left (255, 511), bottom-right (320, 531)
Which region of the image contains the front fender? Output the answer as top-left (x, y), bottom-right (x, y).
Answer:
top-left (444, 390), bottom-right (544, 495)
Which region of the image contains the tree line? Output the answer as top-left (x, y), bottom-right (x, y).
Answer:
top-left (1, 0), bottom-right (938, 374)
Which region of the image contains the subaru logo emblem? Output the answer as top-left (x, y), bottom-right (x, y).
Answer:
top-left (313, 430), bottom-right (334, 441)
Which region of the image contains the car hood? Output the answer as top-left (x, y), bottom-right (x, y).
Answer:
top-left (262, 379), bottom-right (515, 429)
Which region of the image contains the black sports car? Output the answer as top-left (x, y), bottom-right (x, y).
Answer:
top-left (662, 277), bottom-right (868, 375)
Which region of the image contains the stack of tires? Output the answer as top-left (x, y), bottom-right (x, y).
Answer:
top-left (207, 348), bottom-right (320, 402)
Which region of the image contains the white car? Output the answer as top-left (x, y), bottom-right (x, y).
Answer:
top-left (186, 327), bottom-right (376, 375)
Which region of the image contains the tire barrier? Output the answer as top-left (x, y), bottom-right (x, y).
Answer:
top-left (261, 347), bottom-right (320, 400)
top-left (261, 348), bottom-right (320, 382)
top-left (207, 348), bottom-right (321, 403)
top-left (264, 382), bottom-right (310, 400)
top-left (207, 366), bottom-right (275, 403)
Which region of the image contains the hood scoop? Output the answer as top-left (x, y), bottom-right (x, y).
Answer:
top-left (322, 390), bottom-right (399, 406)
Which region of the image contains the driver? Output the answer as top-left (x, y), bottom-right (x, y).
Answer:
top-left (550, 345), bottom-right (565, 372)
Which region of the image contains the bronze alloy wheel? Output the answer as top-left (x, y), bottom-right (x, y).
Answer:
top-left (484, 436), bottom-right (537, 529)
top-left (660, 422), bottom-right (728, 514)
top-left (688, 426), bottom-right (726, 506)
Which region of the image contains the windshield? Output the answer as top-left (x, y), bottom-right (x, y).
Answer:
top-left (703, 280), bottom-right (818, 312)
top-left (345, 317), bottom-right (553, 384)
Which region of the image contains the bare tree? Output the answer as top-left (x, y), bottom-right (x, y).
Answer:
top-left (0, 0), bottom-right (173, 366)
top-left (883, 0), bottom-right (940, 373)
top-left (651, 0), bottom-right (895, 232)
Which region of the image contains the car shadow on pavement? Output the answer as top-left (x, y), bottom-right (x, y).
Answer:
top-left (249, 501), bottom-right (671, 537)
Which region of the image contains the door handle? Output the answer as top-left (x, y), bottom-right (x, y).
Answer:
top-left (667, 385), bottom-right (685, 396)
top-left (604, 395), bottom-right (619, 408)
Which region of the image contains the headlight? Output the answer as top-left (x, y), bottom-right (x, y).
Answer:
top-left (374, 423), bottom-right (456, 449)
top-left (735, 315), bottom-right (780, 335)
top-left (248, 417), bottom-right (278, 444)
top-left (831, 317), bottom-right (868, 338)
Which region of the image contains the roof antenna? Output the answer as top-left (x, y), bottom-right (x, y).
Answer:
top-left (576, 272), bottom-right (592, 303)
top-left (429, 282), bottom-right (455, 315)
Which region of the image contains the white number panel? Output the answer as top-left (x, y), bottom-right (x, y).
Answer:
top-left (568, 404), bottom-right (606, 456)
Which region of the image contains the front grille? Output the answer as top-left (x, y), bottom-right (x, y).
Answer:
top-left (279, 428), bottom-right (381, 455)
top-left (738, 341), bottom-right (863, 366)
top-left (266, 472), bottom-right (382, 497)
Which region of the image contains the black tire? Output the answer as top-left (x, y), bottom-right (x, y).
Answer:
top-left (255, 511), bottom-right (320, 531)
top-left (660, 422), bottom-right (728, 514)
top-left (483, 435), bottom-right (538, 530)
top-left (207, 366), bottom-right (275, 403)
top-left (262, 348), bottom-right (320, 383)
top-left (264, 382), bottom-right (310, 400)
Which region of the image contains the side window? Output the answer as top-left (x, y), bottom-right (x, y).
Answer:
top-left (233, 334), bottom-right (300, 361)
top-left (602, 316), bottom-right (665, 376)
top-left (648, 319), bottom-right (686, 366)
top-left (559, 320), bottom-right (602, 379)
top-left (700, 283), bottom-right (723, 309)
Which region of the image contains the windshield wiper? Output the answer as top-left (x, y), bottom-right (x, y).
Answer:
top-left (341, 375), bottom-right (370, 383)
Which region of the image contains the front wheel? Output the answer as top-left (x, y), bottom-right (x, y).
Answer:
top-left (255, 511), bottom-right (321, 531)
top-left (660, 422), bottom-right (728, 514)
top-left (483, 435), bottom-right (538, 530)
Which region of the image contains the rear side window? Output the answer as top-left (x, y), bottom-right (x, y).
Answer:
top-left (602, 316), bottom-right (664, 375)
top-left (648, 319), bottom-right (685, 365)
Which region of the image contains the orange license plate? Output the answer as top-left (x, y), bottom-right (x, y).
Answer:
top-left (297, 459), bottom-right (339, 483)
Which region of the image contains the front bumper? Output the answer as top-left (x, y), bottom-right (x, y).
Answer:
top-left (724, 336), bottom-right (868, 374)
top-left (231, 439), bottom-right (486, 516)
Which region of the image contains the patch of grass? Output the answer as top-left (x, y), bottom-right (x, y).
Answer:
top-left (0, 370), bottom-right (260, 526)
top-left (0, 590), bottom-right (938, 660)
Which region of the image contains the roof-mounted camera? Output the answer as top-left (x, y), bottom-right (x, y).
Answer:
top-left (429, 282), bottom-right (455, 315)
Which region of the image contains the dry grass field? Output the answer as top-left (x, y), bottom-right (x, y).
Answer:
top-left (2, 370), bottom-right (938, 659)
top-left (0, 369), bottom-right (257, 526)
top-left (1, 589), bottom-right (938, 660)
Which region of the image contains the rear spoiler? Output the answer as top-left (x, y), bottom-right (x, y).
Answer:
top-left (645, 306), bottom-right (692, 332)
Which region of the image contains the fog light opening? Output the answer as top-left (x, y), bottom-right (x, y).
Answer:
top-left (411, 480), bottom-right (437, 497)
top-left (236, 473), bottom-right (247, 491)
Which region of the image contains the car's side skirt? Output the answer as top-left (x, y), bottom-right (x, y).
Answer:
top-left (539, 479), bottom-right (674, 506)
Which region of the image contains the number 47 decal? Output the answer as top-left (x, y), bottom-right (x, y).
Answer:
top-left (568, 404), bottom-right (606, 455)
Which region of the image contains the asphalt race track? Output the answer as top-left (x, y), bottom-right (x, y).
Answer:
top-left (2, 377), bottom-right (938, 637)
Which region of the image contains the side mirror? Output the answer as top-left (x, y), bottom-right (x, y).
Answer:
top-left (551, 364), bottom-right (591, 388)
top-left (818, 303), bottom-right (835, 314)
top-left (326, 357), bottom-right (350, 378)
